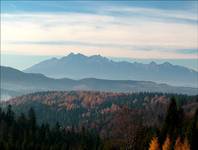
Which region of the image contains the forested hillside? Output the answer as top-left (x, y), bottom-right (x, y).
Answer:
top-left (1, 91), bottom-right (197, 149)
top-left (2, 91), bottom-right (197, 127)
top-left (2, 0), bottom-right (197, 149)
top-left (0, 106), bottom-right (101, 150)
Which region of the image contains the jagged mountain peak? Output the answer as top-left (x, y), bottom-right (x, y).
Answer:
top-left (161, 62), bottom-right (172, 67)
top-left (24, 53), bottom-right (198, 87)
top-left (66, 53), bottom-right (106, 59)
top-left (61, 52), bottom-right (88, 60)
top-left (149, 61), bottom-right (157, 66)
top-left (67, 52), bottom-right (87, 58)
top-left (58, 53), bottom-right (110, 63)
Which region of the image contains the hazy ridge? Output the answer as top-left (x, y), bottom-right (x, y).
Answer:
top-left (24, 53), bottom-right (198, 87)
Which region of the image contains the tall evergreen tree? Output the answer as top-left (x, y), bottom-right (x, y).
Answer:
top-left (187, 109), bottom-right (198, 150)
top-left (28, 107), bottom-right (36, 130)
top-left (160, 97), bottom-right (179, 144)
top-left (6, 105), bottom-right (14, 125)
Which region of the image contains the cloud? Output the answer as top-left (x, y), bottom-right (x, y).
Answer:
top-left (1, 5), bottom-right (198, 59)
top-left (102, 6), bottom-right (198, 23)
top-left (7, 40), bottom-right (198, 55)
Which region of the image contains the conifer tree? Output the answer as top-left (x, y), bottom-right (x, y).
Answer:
top-left (6, 105), bottom-right (14, 125)
top-left (160, 97), bottom-right (179, 144)
top-left (28, 107), bottom-right (36, 130)
top-left (186, 109), bottom-right (198, 150)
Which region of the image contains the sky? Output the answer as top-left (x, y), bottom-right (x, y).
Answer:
top-left (1, 0), bottom-right (198, 70)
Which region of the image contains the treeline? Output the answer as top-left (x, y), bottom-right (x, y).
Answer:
top-left (97, 97), bottom-right (198, 150)
top-left (148, 98), bottom-right (198, 150)
top-left (0, 96), bottom-right (197, 150)
top-left (7, 91), bottom-right (197, 127)
top-left (0, 106), bottom-right (101, 150)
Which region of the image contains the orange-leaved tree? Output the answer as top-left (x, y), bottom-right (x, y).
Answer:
top-left (174, 137), bottom-right (190, 150)
top-left (149, 136), bottom-right (160, 150)
top-left (162, 136), bottom-right (171, 150)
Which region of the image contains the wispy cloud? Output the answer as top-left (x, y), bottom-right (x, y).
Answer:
top-left (103, 6), bottom-right (198, 23)
top-left (7, 40), bottom-right (198, 55)
top-left (1, 4), bottom-right (198, 59)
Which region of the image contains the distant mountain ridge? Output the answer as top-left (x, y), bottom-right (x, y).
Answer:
top-left (24, 53), bottom-right (198, 87)
top-left (1, 66), bottom-right (198, 101)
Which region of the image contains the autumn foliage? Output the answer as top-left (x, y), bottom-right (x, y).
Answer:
top-left (148, 97), bottom-right (197, 150)
top-left (1, 92), bottom-right (197, 150)
top-left (162, 136), bottom-right (171, 150)
top-left (149, 136), bottom-right (160, 150)
top-left (174, 137), bottom-right (190, 150)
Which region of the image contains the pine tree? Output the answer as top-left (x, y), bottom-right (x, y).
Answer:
top-left (148, 136), bottom-right (160, 150)
top-left (17, 113), bottom-right (27, 130)
top-left (0, 106), bottom-right (102, 150)
top-left (186, 109), bottom-right (198, 150)
top-left (160, 97), bottom-right (179, 144)
top-left (6, 105), bottom-right (14, 125)
top-left (28, 107), bottom-right (36, 130)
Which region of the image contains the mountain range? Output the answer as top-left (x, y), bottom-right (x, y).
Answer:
top-left (24, 53), bottom-right (198, 87)
top-left (1, 66), bottom-right (198, 101)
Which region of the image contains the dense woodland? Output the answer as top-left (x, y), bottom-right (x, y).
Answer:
top-left (0, 92), bottom-right (198, 149)
top-left (0, 106), bottom-right (101, 150)
top-left (4, 91), bottom-right (197, 127)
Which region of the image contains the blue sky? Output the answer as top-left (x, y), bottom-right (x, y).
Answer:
top-left (1, 1), bottom-right (197, 13)
top-left (1, 0), bottom-right (198, 70)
